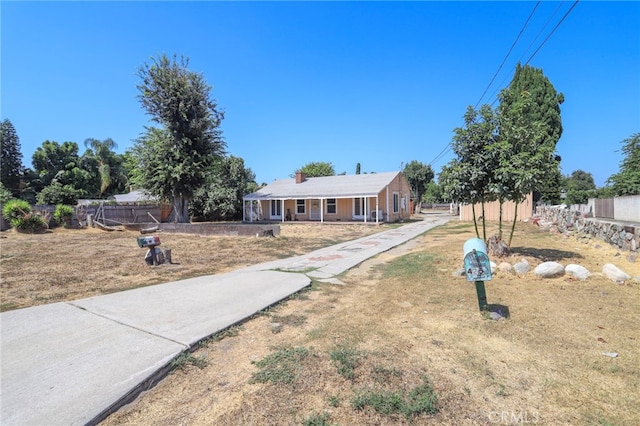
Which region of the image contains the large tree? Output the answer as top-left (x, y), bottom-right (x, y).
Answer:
top-left (606, 132), bottom-right (640, 196)
top-left (442, 104), bottom-right (499, 240)
top-left (0, 119), bottom-right (23, 197)
top-left (563, 170), bottom-right (596, 205)
top-left (31, 141), bottom-right (93, 199)
top-left (135, 54), bottom-right (226, 222)
top-left (83, 138), bottom-right (126, 196)
top-left (402, 160), bottom-right (434, 213)
top-left (294, 162), bottom-right (335, 178)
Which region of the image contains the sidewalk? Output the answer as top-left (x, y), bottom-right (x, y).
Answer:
top-left (1, 214), bottom-right (452, 425)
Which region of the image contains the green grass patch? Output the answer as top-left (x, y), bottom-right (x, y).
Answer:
top-left (351, 376), bottom-right (438, 420)
top-left (330, 344), bottom-right (363, 380)
top-left (301, 411), bottom-right (334, 426)
top-left (376, 252), bottom-right (436, 280)
top-left (171, 352), bottom-right (208, 370)
top-left (251, 345), bottom-right (309, 384)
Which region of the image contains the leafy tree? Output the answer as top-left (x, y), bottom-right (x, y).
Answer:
top-left (0, 119), bottom-right (24, 197)
top-left (402, 160), bottom-right (434, 213)
top-left (135, 54), bottom-right (226, 222)
top-left (190, 156), bottom-right (258, 221)
top-left (563, 169), bottom-right (596, 204)
top-left (606, 132), bottom-right (640, 195)
top-left (536, 158), bottom-right (562, 205)
top-left (294, 162), bottom-right (335, 178)
top-left (83, 138), bottom-right (126, 196)
top-left (0, 182), bottom-right (13, 204)
top-left (36, 181), bottom-right (84, 205)
top-left (442, 105), bottom-right (499, 240)
top-left (496, 64), bottom-right (564, 246)
top-left (422, 181), bottom-right (445, 204)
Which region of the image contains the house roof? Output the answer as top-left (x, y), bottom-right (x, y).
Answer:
top-left (112, 190), bottom-right (158, 204)
top-left (244, 171), bottom-right (403, 200)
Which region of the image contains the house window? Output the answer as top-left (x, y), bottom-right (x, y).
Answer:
top-left (296, 199), bottom-right (306, 214)
top-left (326, 198), bottom-right (337, 214)
top-left (270, 200), bottom-right (282, 217)
top-left (353, 197), bottom-right (365, 216)
top-left (393, 192), bottom-right (400, 213)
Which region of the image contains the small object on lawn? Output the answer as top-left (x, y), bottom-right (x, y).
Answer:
top-left (140, 226), bottom-right (159, 234)
top-left (602, 352), bottom-right (619, 358)
top-left (597, 337), bottom-right (607, 343)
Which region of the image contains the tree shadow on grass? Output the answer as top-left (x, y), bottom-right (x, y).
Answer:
top-left (509, 246), bottom-right (584, 262)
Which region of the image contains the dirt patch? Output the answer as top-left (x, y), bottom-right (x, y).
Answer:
top-left (99, 221), bottom-right (640, 425)
top-left (0, 222), bottom-right (387, 311)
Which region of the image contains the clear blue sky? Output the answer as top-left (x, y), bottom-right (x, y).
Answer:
top-left (2, 1), bottom-right (639, 187)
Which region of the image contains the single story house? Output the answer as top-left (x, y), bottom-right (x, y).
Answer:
top-left (243, 171), bottom-right (411, 223)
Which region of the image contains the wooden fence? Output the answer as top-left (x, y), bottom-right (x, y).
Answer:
top-left (594, 198), bottom-right (614, 219)
top-left (459, 193), bottom-right (534, 222)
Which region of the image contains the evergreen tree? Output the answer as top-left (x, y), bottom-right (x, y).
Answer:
top-left (0, 119), bottom-right (24, 197)
top-left (135, 54), bottom-right (226, 222)
top-left (606, 132), bottom-right (640, 196)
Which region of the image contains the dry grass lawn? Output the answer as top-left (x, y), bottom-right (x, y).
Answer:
top-left (2, 218), bottom-right (639, 425)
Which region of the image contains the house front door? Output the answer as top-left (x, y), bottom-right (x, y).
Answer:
top-left (309, 199), bottom-right (321, 221)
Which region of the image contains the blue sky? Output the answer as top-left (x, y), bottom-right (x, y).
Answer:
top-left (2, 1), bottom-right (639, 187)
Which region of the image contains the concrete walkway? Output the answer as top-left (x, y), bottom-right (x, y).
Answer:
top-left (0, 214), bottom-right (452, 425)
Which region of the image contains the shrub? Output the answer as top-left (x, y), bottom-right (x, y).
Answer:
top-left (54, 204), bottom-right (74, 227)
top-left (2, 199), bottom-right (48, 233)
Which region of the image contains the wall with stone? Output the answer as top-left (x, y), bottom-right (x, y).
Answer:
top-left (535, 205), bottom-right (639, 252)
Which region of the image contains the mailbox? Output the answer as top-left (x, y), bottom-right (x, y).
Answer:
top-left (463, 238), bottom-right (492, 282)
top-left (137, 235), bottom-right (161, 248)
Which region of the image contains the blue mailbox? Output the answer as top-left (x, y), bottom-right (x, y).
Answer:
top-left (463, 238), bottom-right (492, 282)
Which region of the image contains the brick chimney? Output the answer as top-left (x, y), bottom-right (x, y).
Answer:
top-left (295, 171), bottom-right (307, 184)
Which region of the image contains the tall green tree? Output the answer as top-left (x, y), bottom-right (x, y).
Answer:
top-left (0, 119), bottom-right (24, 197)
top-left (497, 64), bottom-right (564, 246)
top-left (294, 162), bottom-right (335, 178)
top-left (402, 160), bottom-right (434, 213)
top-left (31, 141), bottom-right (93, 200)
top-left (442, 104), bottom-right (499, 240)
top-left (83, 138), bottom-right (126, 196)
top-left (191, 156), bottom-right (258, 221)
top-left (135, 54), bottom-right (226, 222)
top-left (606, 132), bottom-right (640, 196)
top-left (563, 169), bottom-right (596, 205)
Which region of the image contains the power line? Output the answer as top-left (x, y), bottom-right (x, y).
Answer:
top-left (473, 1), bottom-right (541, 109)
top-left (525, 0), bottom-right (580, 65)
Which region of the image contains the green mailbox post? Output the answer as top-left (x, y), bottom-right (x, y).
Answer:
top-left (463, 238), bottom-right (492, 311)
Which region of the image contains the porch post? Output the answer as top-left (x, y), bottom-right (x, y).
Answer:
top-left (281, 199), bottom-right (285, 222)
top-left (320, 199), bottom-right (324, 223)
top-left (364, 197), bottom-right (368, 223)
top-left (386, 186), bottom-right (390, 221)
top-left (249, 200), bottom-right (253, 222)
top-left (376, 196), bottom-right (379, 223)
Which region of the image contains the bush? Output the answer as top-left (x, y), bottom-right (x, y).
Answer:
top-left (2, 199), bottom-right (47, 233)
top-left (54, 204), bottom-right (74, 227)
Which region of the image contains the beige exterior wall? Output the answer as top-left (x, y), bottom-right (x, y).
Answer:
top-left (459, 193), bottom-right (534, 222)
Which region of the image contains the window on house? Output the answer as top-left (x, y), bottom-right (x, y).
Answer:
top-left (270, 200), bottom-right (282, 217)
top-left (296, 199), bottom-right (306, 214)
top-left (393, 192), bottom-right (399, 213)
top-left (326, 198), bottom-right (337, 214)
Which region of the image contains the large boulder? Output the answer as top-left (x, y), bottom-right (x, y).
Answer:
top-left (534, 262), bottom-right (565, 278)
top-left (565, 264), bottom-right (590, 281)
top-left (497, 262), bottom-right (515, 274)
top-left (602, 263), bottom-right (631, 283)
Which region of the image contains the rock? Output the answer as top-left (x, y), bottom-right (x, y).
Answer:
top-left (487, 311), bottom-right (504, 321)
top-left (270, 322), bottom-right (282, 333)
top-left (602, 263), bottom-right (631, 283)
top-left (565, 264), bottom-right (590, 281)
top-left (627, 253), bottom-right (638, 263)
top-left (513, 258), bottom-right (531, 275)
top-left (490, 261), bottom-right (497, 274)
top-left (534, 261), bottom-right (565, 278)
top-left (497, 262), bottom-right (515, 274)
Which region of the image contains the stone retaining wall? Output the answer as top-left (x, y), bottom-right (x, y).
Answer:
top-left (536, 206), bottom-right (639, 252)
top-left (123, 222), bottom-right (281, 237)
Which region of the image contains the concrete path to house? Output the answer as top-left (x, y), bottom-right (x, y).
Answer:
top-left (0, 213), bottom-right (453, 426)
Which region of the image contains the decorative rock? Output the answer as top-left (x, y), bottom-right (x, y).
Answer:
top-left (565, 264), bottom-right (591, 281)
top-left (487, 311), bottom-right (504, 321)
top-left (602, 263), bottom-right (631, 283)
top-left (490, 261), bottom-right (497, 274)
top-left (534, 261), bottom-right (565, 278)
top-left (497, 262), bottom-right (515, 274)
top-left (513, 258), bottom-right (531, 275)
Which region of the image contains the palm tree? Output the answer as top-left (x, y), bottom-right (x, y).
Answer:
top-left (84, 138), bottom-right (118, 196)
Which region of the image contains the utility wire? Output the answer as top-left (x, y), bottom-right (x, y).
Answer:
top-left (525, 0), bottom-right (580, 65)
top-left (473, 1), bottom-right (541, 109)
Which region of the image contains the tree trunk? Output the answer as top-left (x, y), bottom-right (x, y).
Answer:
top-left (481, 200), bottom-right (487, 242)
top-left (472, 204), bottom-right (479, 238)
top-left (498, 198), bottom-right (504, 240)
top-left (508, 203), bottom-right (518, 247)
top-left (171, 196), bottom-right (190, 223)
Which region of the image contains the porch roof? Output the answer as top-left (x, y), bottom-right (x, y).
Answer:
top-left (244, 171), bottom-right (401, 200)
